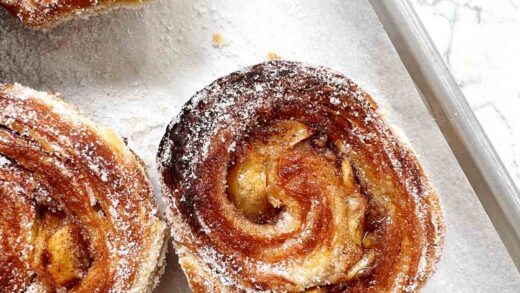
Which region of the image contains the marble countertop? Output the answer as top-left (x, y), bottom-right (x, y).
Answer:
top-left (410, 0), bottom-right (520, 189)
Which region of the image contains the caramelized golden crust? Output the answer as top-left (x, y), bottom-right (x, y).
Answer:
top-left (0, 83), bottom-right (168, 293)
top-left (1, 0), bottom-right (147, 30)
top-left (158, 61), bottom-right (445, 292)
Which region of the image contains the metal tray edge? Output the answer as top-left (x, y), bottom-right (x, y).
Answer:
top-left (369, 0), bottom-right (520, 269)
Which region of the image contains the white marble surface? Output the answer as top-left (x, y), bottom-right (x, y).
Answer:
top-left (410, 0), bottom-right (520, 189)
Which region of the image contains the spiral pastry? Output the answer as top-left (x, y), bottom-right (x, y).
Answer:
top-left (0, 83), bottom-right (168, 292)
top-left (158, 61), bottom-right (444, 292)
top-left (1, 0), bottom-right (147, 29)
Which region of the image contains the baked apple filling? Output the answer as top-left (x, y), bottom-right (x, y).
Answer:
top-left (227, 120), bottom-right (376, 284)
top-left (32, 210), bottom-right (91, 289)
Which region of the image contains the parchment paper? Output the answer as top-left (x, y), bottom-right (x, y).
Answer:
top-left (1, 0), bottom-right (519, 291)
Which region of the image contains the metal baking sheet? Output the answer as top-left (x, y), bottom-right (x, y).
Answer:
top-left (1, 0), bottom-right (519, 291)
top-left (370, 0), bottom-right (520, 269)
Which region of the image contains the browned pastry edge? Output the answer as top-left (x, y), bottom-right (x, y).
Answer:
top-left (158, 61), bottom-right (445, 292)
top-left (1, 0), bottom-right (148, 30)
top-left (0, 83), bottom-right (168, 292)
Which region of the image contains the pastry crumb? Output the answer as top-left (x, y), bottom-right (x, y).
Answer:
top-left (212, 33), bottom-right (229, 48)
top-left (267, 51), bottom-right (282, 61)
top-left (147, 145), bottom-right (157, 153)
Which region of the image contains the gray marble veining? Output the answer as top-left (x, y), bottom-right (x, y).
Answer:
top-left (411, 0), bottom-right (520, 189)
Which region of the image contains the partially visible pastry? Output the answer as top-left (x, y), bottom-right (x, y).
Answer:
top-left (158, 61), bottom-right (445, 292)
top-left (1, 0), bottom-right (148, 29)
top-left (0, 83), bottom-right (168, 292)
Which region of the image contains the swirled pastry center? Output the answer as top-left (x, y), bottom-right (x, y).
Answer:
top-left (0, 155), bottom-right (92, 290)
top-left (227, 120), bottom-right (375, 289)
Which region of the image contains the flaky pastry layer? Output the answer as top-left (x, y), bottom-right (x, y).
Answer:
top-left (1, 0), bottom-right (148, 29)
